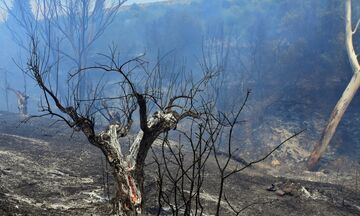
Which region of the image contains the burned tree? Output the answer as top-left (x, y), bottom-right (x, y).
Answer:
top-left (307, 0), bottom-right (360, 170)
top-left (1, 0), bottom-right (126, 99)
top-left (7, 87), bottom-right (29, 116)
top-left (0, 68), bottom-right (10, 111)
top-left (1, 0), bottom-right (35, 49)
top-left (38, 0), bottom-right (127, 98)
top-left (152, 90), bottom-right (304, 215)
top-left (26, 37), bottom-right (216, 214)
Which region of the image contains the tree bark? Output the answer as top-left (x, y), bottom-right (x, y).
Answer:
top-left (90, 126), bottom-right (142, 215)
top-left (86, 111), bottom-right (179, 215)
top-left (307, 0), bottom-right (360, 170)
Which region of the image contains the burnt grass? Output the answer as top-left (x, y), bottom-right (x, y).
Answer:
top-left (0, 112), bottom-right (359, 215)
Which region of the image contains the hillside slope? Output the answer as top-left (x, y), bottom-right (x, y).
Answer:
top-left (0, 112), bottom-right (358, 215)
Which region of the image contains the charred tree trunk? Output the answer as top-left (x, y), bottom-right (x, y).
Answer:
top-left (86, 111), bottom-right (179, 215)
top-left (307, 0), bottom-right (360, 170)
top-left (75, 122), bottom-right (143, 215)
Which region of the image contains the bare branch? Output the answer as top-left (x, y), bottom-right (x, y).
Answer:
top-left (225, 129), bottom-right (305, 179)
top-left (353, 18), bottom-right (360, 34)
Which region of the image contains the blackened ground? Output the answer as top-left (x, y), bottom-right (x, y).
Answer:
top-left (0, 112), bottom-right (359, 215)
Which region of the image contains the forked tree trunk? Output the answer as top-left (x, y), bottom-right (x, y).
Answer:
top-left (85, 111), bottom-right (179, 215)
top-left (91, 126), bottom-right (143, 215)
top-left (307, 0), bottom-right (360, 170)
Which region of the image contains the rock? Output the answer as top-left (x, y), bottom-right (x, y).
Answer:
top-left (300, 186), bottom-right (312, 198)
top-left (322, 169), bottom-right (330, 174)
top-left (267, 181), bottom-right (297, 196)
top-left (266, 184), bottom-right (276, 192)
top-left (282, 186), bottom-right (293, 195)
top-left (275, 189), bottom-right (286, 196)
top-left (271, 159), bottom-right (281, 167)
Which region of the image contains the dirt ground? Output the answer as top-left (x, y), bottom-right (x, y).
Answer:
top-left (0, 112), bottom-right (359, 215)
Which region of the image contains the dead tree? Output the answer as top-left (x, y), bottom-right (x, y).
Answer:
top-left (38, 0), bottom-right (126, 98)
top-left (152, 90), bottom-right (304, 215)
top-left (0, 0), bottom-right (35, 50)
top-left (1, 0), bottom-right (126, 99)
top-left (307, 0), bottom-right (360, 170)
top-left (0, 68), bottom-right (10, 111)
top-left (7, 87), bottom-right (29, 116)
top-left (152, 119), bottom-right (215, 215)
top-left (26, 37), bottom-right (216, 215)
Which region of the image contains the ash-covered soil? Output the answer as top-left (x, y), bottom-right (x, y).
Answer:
top-left (0, 112), bottom-right (112, 215)
top-left (0, 112), bottom-right (359, 215)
